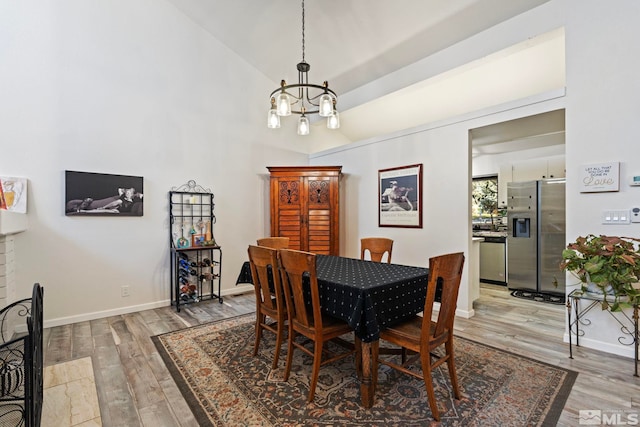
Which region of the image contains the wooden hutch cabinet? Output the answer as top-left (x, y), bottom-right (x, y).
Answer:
top-left (267, 166), bottom-right (341, 255)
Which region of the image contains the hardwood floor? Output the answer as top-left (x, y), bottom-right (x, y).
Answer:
top-left (43, 285), bottom-right (640, 426)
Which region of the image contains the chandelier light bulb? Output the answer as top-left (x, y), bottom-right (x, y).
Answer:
top-left (297, 114), bottom-right (310, 135)
top-left (318, 93), bottom-right (333, 117)
top-left (267, 107), bottom-right (281, 129)
top-left (327, 110), bottom-right (340, 129)
top-left (276, 92), bottom-right (291, 116)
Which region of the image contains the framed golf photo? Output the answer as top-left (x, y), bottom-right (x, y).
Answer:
top-left (379, 164), bottom-right (422, 228)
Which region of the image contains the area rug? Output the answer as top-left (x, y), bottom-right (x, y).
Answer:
top-left (510, 289), bottom-right (566, 305)
top-left (152, 314), bottom-right (576, 426)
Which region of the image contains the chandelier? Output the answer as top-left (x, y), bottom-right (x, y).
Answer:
top-left (267, 0), bottom-right (340, 135)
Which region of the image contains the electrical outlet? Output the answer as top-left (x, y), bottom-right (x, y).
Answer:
top-left (121, 286), bottom-right (130, 297)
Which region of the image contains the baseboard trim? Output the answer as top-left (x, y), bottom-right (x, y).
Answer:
top-left (455, 308), bottom-right (475, 319)
top-left (44, 286), bottom-right (255, 328)
top-left (433, 301), bottom-right (475, 319)
top-left (562, 333), bottom-right (636, 360)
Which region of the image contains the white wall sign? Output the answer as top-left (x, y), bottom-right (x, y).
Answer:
top-left (580, 162), bottom-right (619, 193)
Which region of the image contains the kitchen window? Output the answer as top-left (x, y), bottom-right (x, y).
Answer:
top-left (472, 176), bottom-right (500, 229)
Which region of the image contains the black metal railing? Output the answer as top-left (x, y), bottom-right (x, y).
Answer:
top-left (0, 283), bottom-right (43, 427)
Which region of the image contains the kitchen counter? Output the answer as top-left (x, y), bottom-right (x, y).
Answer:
top-left (472, 231), bottom-right (508, 238)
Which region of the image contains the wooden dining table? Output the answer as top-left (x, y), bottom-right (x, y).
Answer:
top-left (236, 254), bottom-right (430, 408)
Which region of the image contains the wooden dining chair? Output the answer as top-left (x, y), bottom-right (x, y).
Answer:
top-left (248, 245), bottom-right (287, 369)
top-left (373, 252), bottom-right (465, 421)
top-left (257, 236), bottom-right (290, 250)
top-left (360, 237), bottom-right (393, 263)
top-left (278, 248), bottom-right (357, 402)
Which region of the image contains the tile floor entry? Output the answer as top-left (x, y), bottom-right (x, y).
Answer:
top-left (42, 357), bottom-right (101, 426)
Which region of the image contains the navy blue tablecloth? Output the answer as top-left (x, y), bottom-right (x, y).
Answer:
top-left (237, 255), bottom-right (430, 342)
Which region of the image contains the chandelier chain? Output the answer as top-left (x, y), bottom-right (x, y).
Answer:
top-left (301, 0), bottom-right (305, 62)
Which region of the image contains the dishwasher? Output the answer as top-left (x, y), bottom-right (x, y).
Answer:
top-left (479, 236), bottom-right (507, 285)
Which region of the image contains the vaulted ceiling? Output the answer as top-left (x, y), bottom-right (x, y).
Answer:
top-left (166, 0), bottom-right (563, 151)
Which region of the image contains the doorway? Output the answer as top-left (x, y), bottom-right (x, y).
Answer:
top-left (469, 109), bottom-right (566, 302)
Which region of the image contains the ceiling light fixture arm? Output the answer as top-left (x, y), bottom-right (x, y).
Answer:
top-left (269, 72), bottom-right (337, 115)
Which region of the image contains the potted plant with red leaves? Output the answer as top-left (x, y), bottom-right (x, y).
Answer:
top-left (560, 234), bottom-right (640, 311)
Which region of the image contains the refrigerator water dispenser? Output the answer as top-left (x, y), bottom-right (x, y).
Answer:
top-left (513, 218), bottom-right (530, 238)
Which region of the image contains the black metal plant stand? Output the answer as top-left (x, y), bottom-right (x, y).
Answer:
top-left (567, 289), bottom-right (639, 377)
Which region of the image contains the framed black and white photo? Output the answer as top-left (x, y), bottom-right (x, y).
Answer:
top-left (65, 170), bottom-right (144, 216)
top-left (379, 164), bottom-right (422, 228)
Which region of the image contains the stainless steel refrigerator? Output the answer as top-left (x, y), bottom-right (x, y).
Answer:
top-left (507, 179), bottom-right (566, 295)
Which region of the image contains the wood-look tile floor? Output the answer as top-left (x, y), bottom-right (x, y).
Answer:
top-left (43, 286), bottom-right (640, 426)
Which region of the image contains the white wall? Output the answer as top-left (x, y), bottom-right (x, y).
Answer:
top-left (0, 1), bottom-right (308, 325)
top-left (313, 0), bottom-right (640, 359)
top-left (312, 93), bottom-right (566, 318)
top-left (3, 0), bottom-right (639, 360)
top-left (563, 0), bottom-right (640, 356)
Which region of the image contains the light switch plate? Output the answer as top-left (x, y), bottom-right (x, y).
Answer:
top-left (602, 209), bottom-right (631, 224)
top-left (631, 207), bottom-right (640, 223)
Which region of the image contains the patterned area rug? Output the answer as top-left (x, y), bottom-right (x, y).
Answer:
top-left (152, 314), bottom-right (576, 426)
